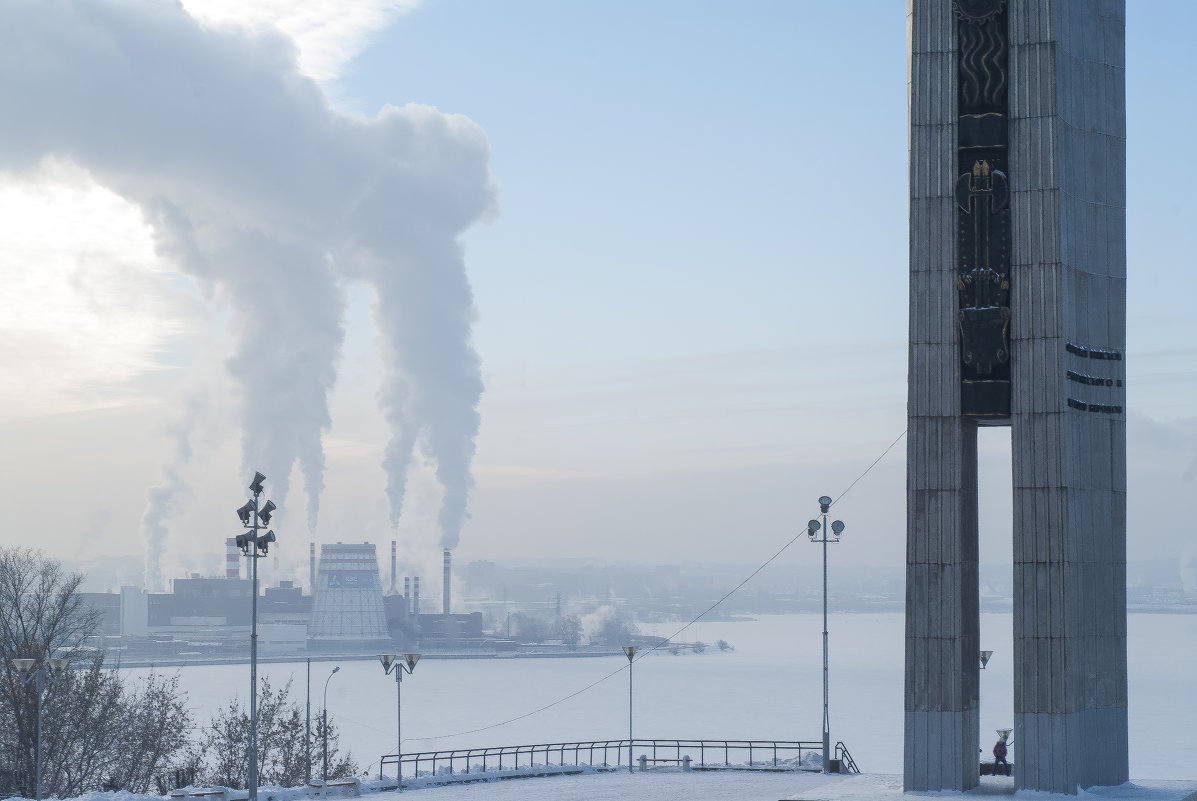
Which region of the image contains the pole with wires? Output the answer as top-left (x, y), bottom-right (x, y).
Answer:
top-left (382, 434), bottom-right (899, 749)
top-left (808, 495), bottom-right (844, 774)
top-left (623, 646), bottom-right (637, 772)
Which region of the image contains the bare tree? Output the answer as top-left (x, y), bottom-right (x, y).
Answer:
top-left (313, 714), bottom-right (356, 783)
top-left (0, 548), bottom-right (103, 795)
top-left (108, 672), bottom-right (193, 792)
top-left (595, 614), bottom-right (639, 646)
top-left (0, 549), bottom-right (193, 796)
top-left (201, 696), bottom-right (252, 789)
top-left (198, 679), bottom-right (357, 788)
top-left (552, 615), bottom-right (583, 650)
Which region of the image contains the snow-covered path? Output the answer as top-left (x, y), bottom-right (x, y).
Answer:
top-left (48, 772), bottom-right (1197, 801)
top-left (60, 771), bottom-right (1197, 799)
top-left (373, 772), bottom-right (1196, 801)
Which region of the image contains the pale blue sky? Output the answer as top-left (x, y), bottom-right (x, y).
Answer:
top-left (0, 1), bottom-right (1193, 587)
top-left (338, 2), bottom-right (1195, 567)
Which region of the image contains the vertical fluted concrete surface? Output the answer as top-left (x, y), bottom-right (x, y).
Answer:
top-left (906, 0), bottom-right (1126, 794)
top-left (905, 0), bottom-right (980, 791)
top-left (1009, 0), bottom-right (1128, 792)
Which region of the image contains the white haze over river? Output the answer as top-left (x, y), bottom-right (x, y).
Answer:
top-left (128, 613), bottom-right (1196, 781)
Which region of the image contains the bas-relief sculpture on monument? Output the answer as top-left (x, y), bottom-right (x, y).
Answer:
top-left (954, 0), bottom-right (1011, 419)
top-left (905, 0), bottom-right (1128, 794)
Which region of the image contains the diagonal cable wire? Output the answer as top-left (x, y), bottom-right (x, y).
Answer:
top-left (829, 428), bottom-right (906, 508)
top-left (632, 429), bottom-right (905, 661)
top-left (416, 428), bottom-right (908, 743)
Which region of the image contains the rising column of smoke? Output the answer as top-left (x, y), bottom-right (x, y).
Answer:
top-left (0, 0), bottom-right (495, 567)
top-left (0, 0), bottom-right (351, 565)
top-left (343, 106), bottom-right (496, 549)
top-left (215, 232), bottom-right (344, 532)
top-left (140, 392), bottom-right (205, 590)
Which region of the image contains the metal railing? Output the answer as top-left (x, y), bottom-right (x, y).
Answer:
top-left (379, 739), bottom-right (836, 783)
top-left (834, 741), bottom-right (860, 774)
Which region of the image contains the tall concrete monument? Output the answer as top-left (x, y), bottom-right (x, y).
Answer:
top-left (905, 0), bottom-right (1127, 793)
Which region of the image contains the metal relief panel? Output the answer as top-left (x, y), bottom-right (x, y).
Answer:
top-left (955, 0), bottom-right (1013, 419)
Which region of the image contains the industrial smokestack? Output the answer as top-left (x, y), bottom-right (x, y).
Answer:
top-left (225, 537), bottom-right (240, 579)
top-left (413, 576), bottom-right (420, 619)
top-left (309, 542), bottom-right (316, 594)
top-left (404, 576), bottom-right (411, 616)
top-left (443, 549), bottom-right (451, 617)
top-left (391, 541), bottom-right (397, 594)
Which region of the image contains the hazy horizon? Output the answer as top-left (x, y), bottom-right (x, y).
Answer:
top-left (2, 1), bottom-right (1194, 593)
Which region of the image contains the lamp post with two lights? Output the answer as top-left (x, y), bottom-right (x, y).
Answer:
top-left (807, 495), bottom-right (844, 774)
top-left (378, 653), bottom-right (420, 790)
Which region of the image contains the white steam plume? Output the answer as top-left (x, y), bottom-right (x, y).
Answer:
top-left (343, 108), bottom-right (493, 550)
top-left (1, 0), bottom-right (495, 562)
top-left (141, 391), bottom-right (207, 590)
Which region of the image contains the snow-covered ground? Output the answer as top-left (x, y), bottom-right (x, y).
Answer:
top-left (37, 772), bottom-right (1197, 801)
top-left (131, 613), bottom-right (1196, 782)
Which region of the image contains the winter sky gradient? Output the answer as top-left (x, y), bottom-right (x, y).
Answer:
top-left (0, 1), bottom-right (1193, 590)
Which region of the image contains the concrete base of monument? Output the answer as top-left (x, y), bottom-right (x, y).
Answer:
top-left (776, 774), bottom-right (1197, 801)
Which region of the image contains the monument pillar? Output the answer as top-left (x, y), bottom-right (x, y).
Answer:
top-left (905, 0), bottom-right (1127, 793)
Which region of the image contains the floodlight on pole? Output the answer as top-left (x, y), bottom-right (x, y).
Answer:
top-left (233, 471), bottom-right (277, 801)
top-left (808, 495), bottom-right (844, 774)
top-left (980, 650), bottom-right (994, 669)
top-left (379, 653), bottom-right (420, 790)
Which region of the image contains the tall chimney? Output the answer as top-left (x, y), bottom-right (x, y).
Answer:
top-left (391, 541), bottom-right (397, 594)
top-left (413, 576), bottom-right (420, 619)
top-left (443, 549), bottom-right (451, 617)
top-left (404, 576), bottom-right (411, 616)
top-left (309, 542), bottom-right (316, 594)
top-left (225, 538), bottom-right (240, 579)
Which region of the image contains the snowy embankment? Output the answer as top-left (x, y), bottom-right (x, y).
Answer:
top-left (21, 771), bottom-right (1197, 801)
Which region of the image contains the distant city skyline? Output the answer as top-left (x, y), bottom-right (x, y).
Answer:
top-left (1, 1), bottom-right (1193, 589)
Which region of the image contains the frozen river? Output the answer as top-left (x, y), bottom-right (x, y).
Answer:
top-left (129, 613), bottom-right (1196, 780)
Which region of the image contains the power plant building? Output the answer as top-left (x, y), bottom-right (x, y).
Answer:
top-left (307, 542), bottom-right (389, 647)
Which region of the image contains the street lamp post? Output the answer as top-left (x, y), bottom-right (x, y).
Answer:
top-left (322, 666), bottom-right (340, 781)
top-left (305, 658), bottom-right (311, 785)
top-left (378, 653), bottom-right (421, 790)
top-left (979, 650), bottom-right (995, 766)
top-left (807, 495), bottom-right (844, 774)
top-left (12, 657), bottom-right (69, 800)
top-left (235, 471), bottom-right (277, 801)
top-left (623, 646), bottom-right (637, 773)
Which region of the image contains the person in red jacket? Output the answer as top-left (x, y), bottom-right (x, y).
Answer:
top-left (993, 735), bottom-right (1010, 776)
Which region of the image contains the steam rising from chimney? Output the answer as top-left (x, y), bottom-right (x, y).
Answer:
top-left (140, 391), bottom-right (204, 589)
top-left (0, 0), bottom-right (496, 569)
top-left (443, 548), bottom-right (451, 616)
